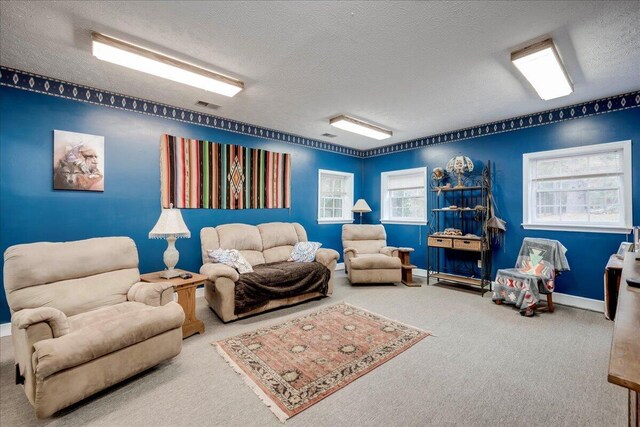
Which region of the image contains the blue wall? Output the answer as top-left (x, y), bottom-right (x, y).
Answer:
top-left (1, 83), bottom-right (638, 323)
top-left (0, 86), bottom-right (363, 322)
top-left (362, 107), bottom-right (640, 301)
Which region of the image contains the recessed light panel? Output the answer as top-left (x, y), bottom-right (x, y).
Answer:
top-left (511, 39), bottom-right (573, 101)
top-left (92, 32), bottom-right (244, 97)
top-left (329, 115), bottom-right (392, 140)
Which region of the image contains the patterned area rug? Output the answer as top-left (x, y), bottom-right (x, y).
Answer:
top-left (214, 303), bottom-right (430, 421)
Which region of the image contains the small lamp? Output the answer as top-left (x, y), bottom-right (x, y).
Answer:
top-left (446, 155), bottom-right (474, 188)
top-left (149, 204), bottom-right (191, 278)
top-left (351, 199), bottom-right (372, 224)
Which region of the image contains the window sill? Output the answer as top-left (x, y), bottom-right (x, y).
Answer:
top-left (317, 219), bottom-right (355, 224)
top-left (381, 219), bottom-right (427, 226)
top-left (522, 223), bottom-right (632, 234)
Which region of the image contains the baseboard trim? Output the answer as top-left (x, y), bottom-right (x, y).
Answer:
top-left (1, 322), bottom-right (11, 338)
top-left (417, 270), bottom-right (604, 313)
top-left (336, 262), bottom-right (345, 271)
top-left (414, 269), bottom-right (428, 277)
top-left (551, 292), bottom-right (604, 313)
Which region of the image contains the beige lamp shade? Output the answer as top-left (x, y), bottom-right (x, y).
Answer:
top-left (149, 206), bottom-right (191, 239)
top-left (351, 199), bottom-right (372, 213)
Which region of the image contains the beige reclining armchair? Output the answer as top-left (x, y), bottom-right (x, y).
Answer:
top-left (3, 237), bottom-right (185, 418)
top-left (342, 224), bottom-right (402, 284)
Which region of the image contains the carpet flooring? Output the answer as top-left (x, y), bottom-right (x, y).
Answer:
top-left (0, 272), bottom-right (626, 426)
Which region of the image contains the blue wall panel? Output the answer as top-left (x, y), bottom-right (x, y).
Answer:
top-left (1, 82), bottom-right (638, 323)
top-left (0, 86), bottom-right (363, 322)
top-left (362, 108), bottom-right (640, 301)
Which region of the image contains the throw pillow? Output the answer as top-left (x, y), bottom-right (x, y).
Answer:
top-left (207, 249), bottom-right (254, 273)
top-left (288, 242), bottom-right (322, 262)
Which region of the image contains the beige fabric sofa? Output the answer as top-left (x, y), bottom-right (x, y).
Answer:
top-left (342, 224), bottom-right (402, 284)
top-left (3, 237), bottom-right (185, 418)
top-left (200, 222), bottom-right (339, 322)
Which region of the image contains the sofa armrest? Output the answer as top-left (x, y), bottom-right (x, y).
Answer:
top-left (379, 246), bottom-right (399, 257)
top-left (127, 282), bottom-right (174, 306)
top-left (315, 248), bottom-right (339, 267)
top-left (343, 247), bottom-right (358, 259)
top-left (12, 307), bottom-right (69, 338)
top-left (200, 262), bottom-right (240, 282)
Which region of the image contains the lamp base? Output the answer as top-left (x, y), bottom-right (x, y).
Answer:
top-left (160, 268), bottom-right (181, 279)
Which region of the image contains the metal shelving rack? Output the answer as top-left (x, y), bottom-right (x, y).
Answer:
top-left (427, 161), bottom-right (492, 295)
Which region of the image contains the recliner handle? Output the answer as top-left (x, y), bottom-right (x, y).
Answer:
top-left (15, 364), bottom-right (24, 385)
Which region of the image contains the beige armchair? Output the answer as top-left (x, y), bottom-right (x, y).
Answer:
top-left (342, 224), bottom-right (402, 284)
top-left (3, 237), bottom-right (185, 418)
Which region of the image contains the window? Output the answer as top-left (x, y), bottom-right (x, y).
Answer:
top-left (381, 167), bottom-right (427, 224)
top-left (523, 140), bottom-right (632, 233)
top-left (317, 169), bottom-right (354, 223)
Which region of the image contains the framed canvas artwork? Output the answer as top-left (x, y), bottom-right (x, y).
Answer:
top-left (53, 130), bottom-right (104, 191)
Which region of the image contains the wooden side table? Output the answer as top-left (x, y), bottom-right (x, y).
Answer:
top-left (397, 247), bottom-right (419, 287)
top-left (140, 269), bottom-right (207, 339)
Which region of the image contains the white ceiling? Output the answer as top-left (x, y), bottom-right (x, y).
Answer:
top-left (1, 1), bottom-right (639, 150)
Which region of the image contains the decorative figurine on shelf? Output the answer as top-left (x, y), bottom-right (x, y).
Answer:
top-left (443, 228), bottom-right (463, 236)
top-left (433, 167), bottom-right (448, 195)
top-left (446, 155), bottom-right (474, 188)
top-left (432, 167), bottom-right (446, 182)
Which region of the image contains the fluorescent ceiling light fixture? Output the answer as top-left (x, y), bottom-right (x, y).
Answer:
top-left (92, 32), bottom-right (243, 97)
top-left (329, 115), bottom-right (392, 140)
top-left (511, 38), bottom-right (573, 101)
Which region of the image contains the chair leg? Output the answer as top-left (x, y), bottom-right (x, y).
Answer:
top-left (547, 293), bottom-right (555, 313)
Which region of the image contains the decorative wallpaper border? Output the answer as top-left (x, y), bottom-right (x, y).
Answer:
top-left (0, 66), bottom-right (364, 158)
top-left (1, 66), bottom-right (638, 159)
top-left (363, 90), bottom-right (640, 157)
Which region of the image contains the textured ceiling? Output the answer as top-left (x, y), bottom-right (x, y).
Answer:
top-left (1, 1), bottom-right (639, 150)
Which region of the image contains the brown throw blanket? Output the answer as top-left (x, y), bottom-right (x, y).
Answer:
top-left (234, 261), bottom-right (330, 315)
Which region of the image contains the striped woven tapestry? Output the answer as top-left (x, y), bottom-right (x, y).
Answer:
top-left (160, 134), bottom-right (291, 209)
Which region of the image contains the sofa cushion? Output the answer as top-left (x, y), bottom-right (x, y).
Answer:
top-left (3, 237), bottom-right (139, 292)
top-left (342, 240), bottom-right (386, 255)
top-left (217, 224), bottom-right (263, 251)
top-left (342, 224), bottom-right (387, 241)
top-left (208, 249), bottom-right (253, 273)
top-left (342, 225), bottom-right (389, 255)
top-left (350, 254), bottom-right (402, 270)
top-left (288, 242), bottom-right (322, 262)
top-left (6, 268), bottom-right (140, 317)
top-left (68, 301), bottom-right (152, 331)
top-left (258, 222), bottom-right (302, 250)
top-left (216, 224), bottom-right (266, 266)
top-left (263, 245), bottom-right (294, 264)
top-left (4, 237), bottom-right (140, 315)
top-left (33, 301), bottom-right (185, 379)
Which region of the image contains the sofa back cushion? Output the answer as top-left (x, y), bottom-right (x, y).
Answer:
top-left (342, 224), bottom-right (387, 254)
top-left (201, 222), bottom-right (309, 266)
top-left (259, 222), bottom-right (307, 263)
top-left (3, 237), bottom-right (140, 316)
top-left (202, 224), bottom-right (266, 266)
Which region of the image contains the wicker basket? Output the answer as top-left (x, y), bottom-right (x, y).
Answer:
top-left (428, 236), bottom-right (453, 248)
top-left (453, 239), bottom-right (483, 251)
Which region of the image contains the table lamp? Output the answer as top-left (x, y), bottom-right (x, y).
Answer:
top-left (149, 204), bottom-right (191, 278)
top-left (352, 199), bottom-right (372, 224)
top-left (446, 155), bottom-right (474, 188)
